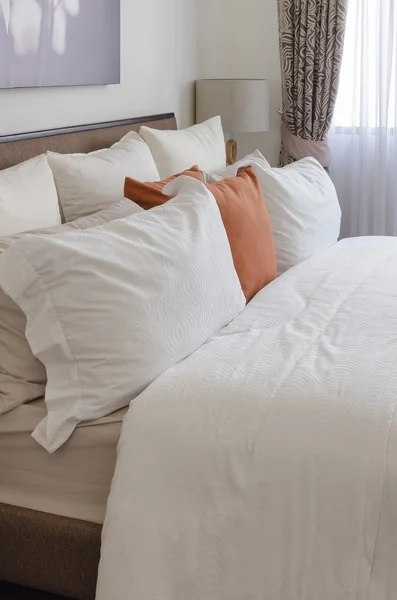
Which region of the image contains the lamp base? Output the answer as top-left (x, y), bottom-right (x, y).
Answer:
top-left (226, 139), bottom-right (237, 165)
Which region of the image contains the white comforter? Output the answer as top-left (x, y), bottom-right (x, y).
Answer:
top-left (96, 237), bottom-right (397, 600)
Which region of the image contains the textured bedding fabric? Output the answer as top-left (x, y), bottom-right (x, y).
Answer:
top-left (0, 399), bottom-right (126, 523)
top-left (0, 199), bottom-right (142, 417)
top-left (97, 236), bottom-right (397, 600)
top-left (0, 181), bottom-right (244, 452)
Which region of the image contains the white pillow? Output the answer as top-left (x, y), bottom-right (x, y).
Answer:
top-left (251, 158), bottom-right (341, 274)
top-left (140, 117), bottom-right (226, 178)
top-left (0, 199), bottom-right (142, 417)
top-left (0, 154), bottom-right (61, 237)
top-left (207, 149), bottom-right (271, 182)
top-left (0, 179), bottom-right (245, 453)
top-left (47, 131), bottom-right (160, 222)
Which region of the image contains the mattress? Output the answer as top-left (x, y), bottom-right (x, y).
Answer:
top-left (0, 398), bottom-right (126, 524)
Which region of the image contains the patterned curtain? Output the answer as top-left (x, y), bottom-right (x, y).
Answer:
top-left (277, 0), bottom-right (348, 167)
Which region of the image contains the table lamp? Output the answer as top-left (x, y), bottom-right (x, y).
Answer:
top-left (196, 79), bottom-right (270, 165)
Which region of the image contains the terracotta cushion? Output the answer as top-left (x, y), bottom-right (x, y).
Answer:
top-left (207, 167), bottom-right (277, 301)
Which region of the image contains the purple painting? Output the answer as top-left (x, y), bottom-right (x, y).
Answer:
top-left (0, 0), bottom-right (120, 89)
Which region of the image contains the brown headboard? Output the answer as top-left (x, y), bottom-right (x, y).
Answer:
top-left (0, 113), bottom-right (177, 171)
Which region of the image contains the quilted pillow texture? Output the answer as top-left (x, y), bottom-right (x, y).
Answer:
top-left (0, 180), bottom-right (245, 452)
top-left (140, 117), bottom-right (226, 178)
top-left (0, 199), bottom-right (142, 416)
top-left (0, 154), bottom-right (61, 237)
top-left (47, 131), bottom-right (159, 222)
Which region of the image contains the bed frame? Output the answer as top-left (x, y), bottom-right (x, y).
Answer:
top-left (0, 112), bottom-right (177, 600)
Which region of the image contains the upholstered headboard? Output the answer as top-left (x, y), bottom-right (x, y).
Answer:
top-left (0, 113), bottom-right (177, 171)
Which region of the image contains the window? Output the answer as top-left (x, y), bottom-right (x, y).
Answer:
top-left (333, 0), bottom-right (397, 129)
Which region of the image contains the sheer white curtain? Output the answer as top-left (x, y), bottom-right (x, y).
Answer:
top-left (329, 0), bottom-right (397, 238)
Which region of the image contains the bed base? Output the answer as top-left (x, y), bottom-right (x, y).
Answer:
top-left (0, 503), bottom-right (101, 600)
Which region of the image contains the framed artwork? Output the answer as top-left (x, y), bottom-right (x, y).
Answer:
top-left (0, 0), bottom-right (120, 89)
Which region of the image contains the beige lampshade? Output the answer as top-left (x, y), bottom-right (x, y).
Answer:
top-left (196, 79), bottom-right (270, 134)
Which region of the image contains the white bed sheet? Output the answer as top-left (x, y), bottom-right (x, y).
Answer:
top-left (0, 399), bottom-right (126, 523)
top-left (97, 237), bottom-right (397, 600)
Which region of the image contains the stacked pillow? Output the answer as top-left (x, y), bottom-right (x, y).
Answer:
top-left (140, 116), bottom-right (226, 178)
top-left (129, 120), bottom-right (341, 275)
top-left (41, 118), bottom-right (227, 222)
top-left (205, 152), bottom-right (341, 274)
top-left (47, 131), bottom-right (160, 221)
top-left (0, 181), bottom-right (245, 452)
top-left (125, 166), bottom-right (278, 302)
top-left (0, 116), bottom-right (341, 453)
top-left (236, 156), bottom-right (341, 275)
top-left (0, 200), bottom-right (142, 416)
top-left (0, 119), bottom-right (226, 424)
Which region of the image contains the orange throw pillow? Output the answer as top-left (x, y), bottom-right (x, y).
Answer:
top-left (207, 167), bottom-right (277, 301)
top-left (124, 166), bottom-right (277, 302)
top-left (124, 165), bottom-right (204, 210)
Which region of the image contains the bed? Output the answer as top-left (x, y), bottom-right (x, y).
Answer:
top-left (0, 112), bottom-right (177, 600)
top-left (2, 111), bottom-right (397, 600)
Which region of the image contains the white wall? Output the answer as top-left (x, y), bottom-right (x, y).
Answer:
top-left (198, 0), bottom-right (282, 166)
top-left (0, 0), bottom-right (198, 136)
top-left (0, 0), bottom-right (281, 163)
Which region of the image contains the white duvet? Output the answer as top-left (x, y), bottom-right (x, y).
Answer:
top-left (96, 237), bottom-right (397, 600)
